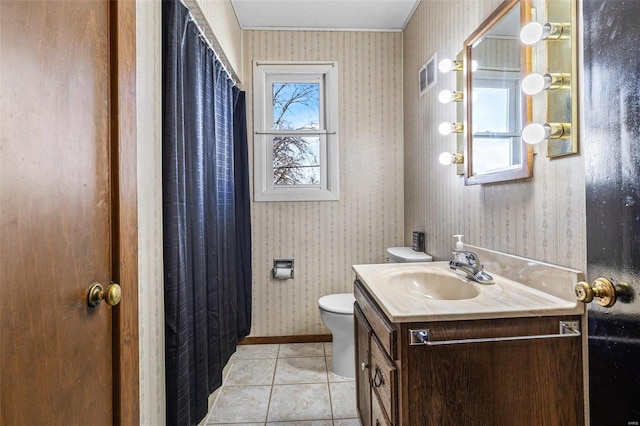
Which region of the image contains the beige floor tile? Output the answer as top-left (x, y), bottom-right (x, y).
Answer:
top-left (274, 356), bottom-right (328, 384)
top-left (333, 419), bottom-right (361, 426)
top-left (211, 424), bottom-right (264, 426)
top-left (207, 385), bottom-right (271, 424)
top-left (226, 358), bottom-right (276, 386)
top-left (206, 344), bottom-right (363, 425)
top-left (233, 343), bottom-right (280, 359)
top-left (267, 383), bottom-right (332, 422)
top-left (278, 342), bottom-right (325, 358)
top-left (329, 382), bottom-right (358, 419)
top-left (323, 342), bottom-right (333, 356)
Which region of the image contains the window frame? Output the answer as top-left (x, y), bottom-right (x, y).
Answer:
top-left (253, 61), bottom-right (339, 202)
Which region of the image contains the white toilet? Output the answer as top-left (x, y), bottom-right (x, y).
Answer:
top-left (318, 247), bottom-right (432, 379)
top-left (318, 293), bottom-right (356, 378)
top-left (386, 246), bottom-right (433, 263)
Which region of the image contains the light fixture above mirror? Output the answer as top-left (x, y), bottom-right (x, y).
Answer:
top-left (521, 72), bottom-right (571, 95)
top-left (521, 0), bottom-right (578, 158)
top-left (439, 152), bottom-right (464, 165)
top-left (520, 21), bottom-right (570, 44)
top-left (522, 122), bottom-right (571, 144)
top-left (438, 50), bottom-right (466, 175)
top-left (438, 58), bottom-right (463, 73)
top-left (439, 122), bottom-right (464, 135)
top-left (438, 90), bottom-right (463, 104)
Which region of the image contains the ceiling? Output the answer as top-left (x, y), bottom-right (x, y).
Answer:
top-left (230, 0), bottom-right (421, 31)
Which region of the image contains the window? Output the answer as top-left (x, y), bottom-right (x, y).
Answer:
top-left (253, 62), bottom-right (339, 201)
top-left (472, 74), bottom-right (522, 175)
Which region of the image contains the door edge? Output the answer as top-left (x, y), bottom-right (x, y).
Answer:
top-left (110, 1), bottom-right (140, 424)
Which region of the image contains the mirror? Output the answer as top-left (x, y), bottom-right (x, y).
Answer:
top-left (464, 0), bottom-right (533, 185)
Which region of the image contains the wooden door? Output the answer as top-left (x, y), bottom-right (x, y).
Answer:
top-left (0, 1), bottom-right (138, 424)
top-left (582, 1), bottom-right (640, 425)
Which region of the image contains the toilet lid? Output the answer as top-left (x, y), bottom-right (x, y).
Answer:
top-left (318, 293), bottom-right (355, 314)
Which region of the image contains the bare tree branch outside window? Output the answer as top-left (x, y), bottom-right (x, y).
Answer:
top-left (272, 83), bottom-right (321, 185)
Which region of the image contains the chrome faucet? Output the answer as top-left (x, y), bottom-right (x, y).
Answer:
top-left (449, 250), bottom-right (494, 284)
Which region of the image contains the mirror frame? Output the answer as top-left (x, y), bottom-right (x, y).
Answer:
top-left (463, 0), bottom-right (533, 185)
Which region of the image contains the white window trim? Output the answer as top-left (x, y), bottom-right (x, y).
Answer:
top-left (253, 61), bottom-right (339, 202)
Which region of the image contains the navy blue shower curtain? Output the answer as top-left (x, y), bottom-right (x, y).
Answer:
top-left (162, 1), bottom-right (251, 424)
top-left (232, 89), bottom-right (252, 338)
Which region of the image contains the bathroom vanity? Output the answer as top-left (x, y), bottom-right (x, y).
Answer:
top-left (353, 249), bottom-right (585, 426)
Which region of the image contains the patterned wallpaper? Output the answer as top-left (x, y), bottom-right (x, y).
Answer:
top-left (243, 30), bottom-right (405, 336)
top-left (403, 0), bottom-right (586, 271)
top-left (186, 0), bottom-right (244, 82)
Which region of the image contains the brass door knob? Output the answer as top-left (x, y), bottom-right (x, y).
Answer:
top-left (87, 282), bottom-right (122, 307)
top-left (575, 277), bottom-right (616, 307)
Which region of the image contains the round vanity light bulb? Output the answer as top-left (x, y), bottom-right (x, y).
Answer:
top-left (439, 58), bottom-right (453, 73)
top-left (520, 22), bottom-right (544, 45)
top-left (439, 152), bottom-right (454, 165)
top-left (521, 73), bottom-right (546, 95)
top-left (438, 90), bottom-right (453, 104)
top-left (439, 122), bottom-right (453, 136)
top-left (522, 123), bottom-right (548, 144)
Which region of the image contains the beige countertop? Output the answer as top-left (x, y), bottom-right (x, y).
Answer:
top-left (352, 260), bottom-right (584, 323)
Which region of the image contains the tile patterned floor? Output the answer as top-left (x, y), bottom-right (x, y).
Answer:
top-left (205, 342), bottom-right (360, 426)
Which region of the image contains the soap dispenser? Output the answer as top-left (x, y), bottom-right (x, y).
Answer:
top-left (453, 234), bottom-right (464, 251)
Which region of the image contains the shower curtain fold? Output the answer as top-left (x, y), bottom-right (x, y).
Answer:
top-left (162, 1), bottom-right (251, 424)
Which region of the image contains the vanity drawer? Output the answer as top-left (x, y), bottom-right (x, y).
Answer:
top-left (372, 390), bottom-right (393, 426)
top-left (354, 279), bottom-right (397, 359)
top-left (370, 334), bottom-right (397, 424)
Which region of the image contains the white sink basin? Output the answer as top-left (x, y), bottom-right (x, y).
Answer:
top-left (385, 270), bottom-right (480, 300)
top-left (353, 259), bottom-right (584, 323)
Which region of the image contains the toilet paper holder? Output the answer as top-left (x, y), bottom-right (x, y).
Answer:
top-left (273, 259), bottom-right (294, 279)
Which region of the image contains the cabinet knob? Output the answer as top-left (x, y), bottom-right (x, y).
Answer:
top-left (360, 362), bottom-right (369, 371)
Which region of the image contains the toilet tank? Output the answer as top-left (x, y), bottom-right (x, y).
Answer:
top-left (386, 247), bottom-right (433, 263)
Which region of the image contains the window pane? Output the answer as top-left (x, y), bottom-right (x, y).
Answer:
top-left (472, 137), bottom-right (516, 174)
top-left (273, 83), bottom-right (320, 130)
top-left (473, 87), bottom-right (510, 133)
top-left (273, 136), bottom-right (320, 185)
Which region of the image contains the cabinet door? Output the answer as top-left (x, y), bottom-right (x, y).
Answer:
top-left (405, 317), bottom-right (584, 425)
top-left (372, 391), bottom-right (392, 426)
top-left (370, 335), bottom-right (397, 424)
top-left (355, 304), bottom-right (372, 426)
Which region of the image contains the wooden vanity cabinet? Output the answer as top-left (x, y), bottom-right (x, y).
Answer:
top-left (354, 279), bottom-right (585, 426)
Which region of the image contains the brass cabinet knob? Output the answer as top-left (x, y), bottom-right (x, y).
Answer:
top-left (87, 282), bottom-right (122, 307)
top-left (575, 278), bottom-right (616, 307)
